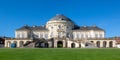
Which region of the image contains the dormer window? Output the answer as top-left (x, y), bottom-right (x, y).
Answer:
top-left (67, 26), bottom-right (69, 29)
top-left (58, 25), bottom-right (61, 29)
top-left (51, 26), bottom-right (53, 29)
top-left (61, 18), bottom-right (64, 20)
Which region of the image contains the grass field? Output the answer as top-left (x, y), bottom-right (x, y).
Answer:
top-left (0, 48), bottom-right (120, 60)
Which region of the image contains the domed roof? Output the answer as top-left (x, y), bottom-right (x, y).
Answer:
top-left (49, 14), bottom-right (73, 22)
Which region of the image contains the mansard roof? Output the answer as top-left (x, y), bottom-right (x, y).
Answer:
top-left (31, 26), bottom-right (48, 31)
top-left (73, 26), bottom-right (104, 31)
top-left (0, 37), bottom-right (4, 40)
top-left (16, 25), bottom-right (30, 31)
top-left (16, 25), bottom-right (48, 31)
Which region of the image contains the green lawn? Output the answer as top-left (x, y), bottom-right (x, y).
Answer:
top-left (0, 48), bottom-right (120, 60)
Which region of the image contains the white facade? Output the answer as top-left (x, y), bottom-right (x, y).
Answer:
top-left (5, 14), bottom-right (116, 48)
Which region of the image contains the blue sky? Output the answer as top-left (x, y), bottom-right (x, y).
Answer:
top-left (0, 0), bottom-right (120, 37)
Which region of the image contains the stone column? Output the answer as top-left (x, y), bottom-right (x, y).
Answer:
top-left (112, 41), bottom-right (116, 48)
top-left (54, 40), bottom-right (57, 48)
top-left (17, 41), bottom-right (20, 48)
top-left (94, 41), bottom-right (97, 47)
top-left (106, 41), bottom-right (109, 48)
top-left (48, 41), bottom-right (52, 48)
top-left (5, 40), bottom-right (7, 47)
top-left (67, 41), bottom-right (71, 48)
top-left (63, 40), bottom-right (65, 48)
top-left (8, 42), bottom-right (10, 48)
top-left (75, 43), bottom-right (79, 48)
top-left (100, 41), bottom-right (103, 48)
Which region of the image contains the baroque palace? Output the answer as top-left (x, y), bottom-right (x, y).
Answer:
top-left (5, 14), bottom-right (117, 48)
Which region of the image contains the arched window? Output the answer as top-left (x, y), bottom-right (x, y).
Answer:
top-left (91, 41), bottom-right (94, 43)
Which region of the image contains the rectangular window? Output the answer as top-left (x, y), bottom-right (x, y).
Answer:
top-left (45, 34), bottom-right (48, 39)
top-left (100, 34), bottom-right (103, 38)
top-left (77, 34), bottom-right (79, 39)
top-left (73, 33), bottom-right (76, 39)
top-left (17, 34), bottom-right (20, 38)
top-left (22, 33), bottom-right (25, 38)
top-left (50, 32), bottom-right (53, 37)
top-left (85, 35), bottom-right (88, 38)
top-left (95, 34), bottom-right (98, 38)
top-left (81, 34), bottom-right (84, 38)
top-left (40, 34), bottom-right (43, 38)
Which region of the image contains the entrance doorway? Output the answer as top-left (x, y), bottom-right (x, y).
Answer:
top-left (96, 41), bottom-right (100, 48)
top-left (109, 41), bottom-right (113, 48)
top-left (103, 41), bottom-right (107, 48)
top-left (45, 43), bottom-right (49, 48)
top-left (71, 43), bottom-right (75, 48)
top-left (57, 41), bottom-right (63, 48)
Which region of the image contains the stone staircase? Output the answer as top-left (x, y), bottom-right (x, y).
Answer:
top-left (23, 38), bottom-right (48, 48)
top-left (80, 39), bottom-right (97, 48)
top-left (23, 42), bottom-right (35, 48)
top-left (85, 41), bottom-right (97, 48)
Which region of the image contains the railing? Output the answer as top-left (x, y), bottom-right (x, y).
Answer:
top-left (5, 38), bottom-right (32, 40)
